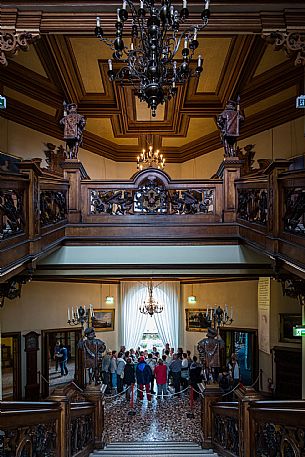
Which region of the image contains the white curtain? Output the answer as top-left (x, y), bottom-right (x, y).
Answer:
top-left (153, 281), bottom-right (180, 350)
top-left (121, 282), bottom-right (148, 350)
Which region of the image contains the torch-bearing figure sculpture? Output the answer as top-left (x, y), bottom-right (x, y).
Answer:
top-left (77, 327), bottom-right (106, 385)
top-left (60, 102), bottom-right (86, 160)
top-left (197, 327), bottom-right (225, 383)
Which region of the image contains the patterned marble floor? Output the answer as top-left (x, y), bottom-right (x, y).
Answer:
top-left (104, 387), bottom-right (201, 443)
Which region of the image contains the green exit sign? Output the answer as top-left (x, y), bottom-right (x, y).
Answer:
top-left (293, 325), bottom-right (305, 337)
top-left (0, 95), bottom-right (6, 109)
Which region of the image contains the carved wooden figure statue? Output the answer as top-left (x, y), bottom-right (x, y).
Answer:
top-left (217, 98), bottom-right (244, 158)
top-left (78, 327), bottom-right (106, 385)
top-left (60, 103), bottom-right (86, 160)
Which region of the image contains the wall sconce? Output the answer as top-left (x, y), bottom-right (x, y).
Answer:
top-left (188, 295), bottom-right (197, 304)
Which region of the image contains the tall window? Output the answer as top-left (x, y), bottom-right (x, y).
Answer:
top-left (121, 281), bottom-right (180, 350)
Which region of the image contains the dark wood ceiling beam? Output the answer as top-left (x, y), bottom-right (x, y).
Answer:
top-left (240, 60), bottom-right (304, 108)
top-left (44, 35), bottom-right (84, 104)
top-left (216, 36), bottom-right (257, 105)
top-left (2, 5), bottom-right (305, 34)
top-left (0, 61), bottom-right (62, 107)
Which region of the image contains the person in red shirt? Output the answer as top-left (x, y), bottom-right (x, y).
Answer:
top-left (154, 358), bottom-right (168, 399)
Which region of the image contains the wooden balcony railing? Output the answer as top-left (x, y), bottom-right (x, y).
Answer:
top-left (249, 400), bottom-right (305, 457)
top-left (203, 387), bottom-right (305, 457)
top-left (0, 383), bottom-right (107, 457)
top-left (211, 402), bottom-right (239, 457)
top-left (1, 156), bottom-right (305, 282)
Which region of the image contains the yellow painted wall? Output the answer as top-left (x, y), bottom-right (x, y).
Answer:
top-left (181, 281), bottom-right (258, 353)
top-left (1, 281), bottom-right (120, 351)
top-left (182, 117), bottom-right (305, 179)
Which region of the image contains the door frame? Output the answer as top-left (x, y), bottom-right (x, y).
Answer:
top-left (41, 328), bottom-right (82, 398)
top-left (1, 331), bottom-right (22, 400)
top-left (219, 327), bottom-right (259, 387)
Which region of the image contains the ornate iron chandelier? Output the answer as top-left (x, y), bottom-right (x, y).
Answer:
top-left (95, 0), bottom-right (211, 117)
top-left (139, 281), bottom-right (163, 316)
top-left (137, 144), bottom-right (165, 170)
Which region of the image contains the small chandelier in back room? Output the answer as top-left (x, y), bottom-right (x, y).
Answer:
top-left (95, 1), bottom-right (211, 117)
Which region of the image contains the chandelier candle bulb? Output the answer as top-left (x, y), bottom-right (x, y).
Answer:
top-left (96, 16), bottom-right (100, 28)
top-left (184, 37), bottom-right (188, 49)
top-left (122, 0), bottom-right (127, 9)
top-left (183, 0), bottom-right (187, 8)
top-left (108, 59), bottom-right (113, 71)
top-left (198, 55), bottom-right (202, 67)
top-left (205, 0), bottom-right (210, 9)
top-left (117, 8), bottom-right (121, 21)
top-left (68, 308), bottom-right (70, 322)
top-left (140, 1), bottom-right (144, 9)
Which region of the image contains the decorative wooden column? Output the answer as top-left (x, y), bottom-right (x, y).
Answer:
top-left (18, 159), bottom-right (42, 242)
top-left (235, 385), bottom-right (263, 457)
top-left (60, 160), bottom-right (90, 224)
top-left (221, 157), bottom-right (243, 223)
top-left (84, 384), bottom-right (107, 449)
top-left (199, 383), bottom-right (223, 448)
top-left (23, 331), bottom-right (40, 400)
top-left (264, 159), bottom-right (290, 249)
top-left (48, 394), bottom-right (70, 457)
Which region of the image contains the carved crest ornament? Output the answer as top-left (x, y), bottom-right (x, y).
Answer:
top-left (0, 30), bottom-right (40, 66)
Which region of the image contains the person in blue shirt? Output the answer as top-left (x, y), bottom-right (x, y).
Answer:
top-left (58, 343), bottom-right (68, 376)
top-left (136, 357), bottom-right (152, 401)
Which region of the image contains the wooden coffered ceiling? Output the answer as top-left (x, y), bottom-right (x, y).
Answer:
top-left (0, 1), bottom-right (305, 163)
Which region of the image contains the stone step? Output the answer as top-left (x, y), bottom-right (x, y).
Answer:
top-left (90, 450), bottom-right (218, 456)
top-left (105, 442), bottom-right (202, 449)
top-left (89, 446), bottom-right (218, 457)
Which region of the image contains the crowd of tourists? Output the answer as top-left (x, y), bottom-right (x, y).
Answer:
top-left (100, 344), bottom-right (204, 401)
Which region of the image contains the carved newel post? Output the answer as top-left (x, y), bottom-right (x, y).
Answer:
top-left (24, 331), bottom-right (40, 400)
top-left (235, 385), bottom-right (263, 457)
top-left (199, 383), bottom-right (223, 448)
top-left (84, 384), bottom-right (107, 448)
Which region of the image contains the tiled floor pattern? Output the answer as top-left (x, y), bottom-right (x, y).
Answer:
top-left (104, 387), bottom-right (201, 443)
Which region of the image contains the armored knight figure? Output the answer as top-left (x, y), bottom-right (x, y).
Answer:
top-left (197, 327), bottom-right (225, 383)
top-left (77, 327), bottom-right (106, 385)
top-left (217, 98), bottom-right (244, 158)
top-left (60, 102), bottom-right (86, 160)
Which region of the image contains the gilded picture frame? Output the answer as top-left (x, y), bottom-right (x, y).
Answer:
top-left (92, 309), bottom-right (115, 331)
top-left (185, 308), bottom-right (208, 332)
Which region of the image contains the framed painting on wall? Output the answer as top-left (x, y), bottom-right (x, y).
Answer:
top-left (279, 313), bottom-right (301, 343)
top-left (93, 309), bottom-right (115, 331)
top-left (185, 309), bottom-right (208, 332)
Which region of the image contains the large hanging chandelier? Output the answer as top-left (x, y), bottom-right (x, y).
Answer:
top-left (95, 0), bottom-right (211, 117)
top-left (137, 144), bottom-right (165, 170)
top-left (139, 281), bottom-right (164, 316)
